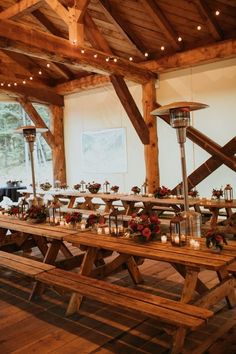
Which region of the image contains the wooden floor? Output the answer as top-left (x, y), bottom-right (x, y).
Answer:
top-left (0, 245), bottom-right (236, 354)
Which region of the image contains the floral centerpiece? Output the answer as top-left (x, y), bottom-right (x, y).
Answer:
top-left (131, 186), bottom-right (141, 194)
top-left (87, 182), bottom-right (101, 194)
top-left (188, 189), bottom-right (199, 198)
top-left (73, 183), bottom-right (81, 190)
top-left (40, 182), bottom-right (52, 191)
top-left (7, 205), bottom-right (20, 216)
top-left (64, 212), bottom-right (82, 227)
top-left (205, 229), bottom-right (227, 251)
top-left (128, 212), bottom-right (160, 242)
top-left (212, 188), bottom-right (223, 199)
top-left (25, 205), bottom-right (48, 223)
top-left (154, 186), bottom-right (171, 199)
top-left (111, 185), bottom-right (119, 193)
top-left (86, 213), bottom-right (105, 228)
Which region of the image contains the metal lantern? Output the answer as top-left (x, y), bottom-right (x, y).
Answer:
top-left (109, 209), bottom-right (124, 236)
top-left (54, 180), bottom-right (61, 190)
top-left (151, 102), bottom-right (208, 240)
top-left (80, 180), bottom-right (86, 193)
top-left (103, 181), bottom-right (110, 194)
top-left (19, 197), bottom-right (28, 220)
top-left (170, 214), bottom-right (187, 247)
top-left (48, 197), bottom-right (61, 225)
top-left (224, 184), bottom-right (233, 202)
top-left (141, 181), bottom-right (148, 196)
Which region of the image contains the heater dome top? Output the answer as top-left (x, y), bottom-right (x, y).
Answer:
top-left (151, 101), bottom-right (209, 116)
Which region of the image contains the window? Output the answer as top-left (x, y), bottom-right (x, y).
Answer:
top-left (0, 102), bottom-right (52, 186)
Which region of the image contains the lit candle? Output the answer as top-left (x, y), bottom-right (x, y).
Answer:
top-left (97, 227), bottom-right (102, 234)
top-left (161, 235), bottom-right (167, 243)
top-left (60, 220), bottom-right (64, 226)
top-left (80, 223), bottom-right (86, 231)
top-left (174, 235), bottom-right (180, 244)
top-left (189, 239), bottom-right (195, 248)
top-left (104, 227), bottom-right (110, 234)
top-left (193, 240), bottom-right (200, 250)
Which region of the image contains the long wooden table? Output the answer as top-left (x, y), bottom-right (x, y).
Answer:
top-left (0, 215), bottom-right (78, 264)
top-left (64, 231), bottom-right (236, 315)
top-left (19, 188), bottom-right (199, 215)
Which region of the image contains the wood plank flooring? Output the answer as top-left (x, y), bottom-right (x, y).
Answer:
top-left (0, 245), bottom-right (236, 354)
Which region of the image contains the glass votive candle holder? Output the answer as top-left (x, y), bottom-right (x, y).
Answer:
top-left (193, 240), bottom-right (200, 250)
top-left (161, 234), bottom-right (167, 243)
top-left (80, 223), bottom-right (86, 231)
top-left (104, 227), bottom-right (110, 235)
top-left (97, 227), bottom-right (102, 234)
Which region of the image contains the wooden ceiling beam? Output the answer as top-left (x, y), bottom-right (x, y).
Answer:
top-left (0, 0), bottom-right (43, 19)
top-left (0, 19), bottom-right (155, 83)
top-left (193, 0), bottom-right (223, 41)
top-left (111, 75), bottom-right (149, 144)
top-left (139, 0), bottom-right (181, 51)
top-left (98, 0), bottom-right (146, 57)
top-left (0, 80), bottom-right (64, 106)
top-left (55, 74), bottom-right (111, 95)
top-left (17, 96), bottom-right (56, 148)
top-left (140, 39), bottom-right (236, 73)
top-left (83, 10), bottom-right (149, 144)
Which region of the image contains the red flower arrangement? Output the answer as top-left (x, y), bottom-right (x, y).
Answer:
top-left (111, 185), bottom-right (119, 193)
top-left (205, 229), bottom-right (227, 251)
top-left (188, 189), bottom-right (199, 198)
top-left (73, 183), bottom-right (81, 190)
top-left (131, 186), bottom-right (141, 194)
top-left (154, 186), bottom-right (171, 198)
top-left (86, 214), bottom-right (105, 228)
top-left (25, 205), bottom-right (48, 223)
top-left (212, 188), bottom-right (223, 199)
top-left (7, 205), bottom-right (20, 216)
top-left (65, 212), bottom-right (82, 225)
top-left (128, 212), bottom-right (160, 242)
top-left (87, 182), bottom-right (101, 194)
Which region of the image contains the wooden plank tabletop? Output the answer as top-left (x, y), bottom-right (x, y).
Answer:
top-left (64, 231), bottom-right (235, 270)
top-left (0, 215), bottom-right (78, 240)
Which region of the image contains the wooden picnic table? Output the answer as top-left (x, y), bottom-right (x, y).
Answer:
top-left (0, 215), bottom-right (78, 264)
top-left (19, 188), bottom-right (199, 215)
top-left (197, 199), bottom-right (236, 228)
top-left (64, 231), bottom-right (236, 314)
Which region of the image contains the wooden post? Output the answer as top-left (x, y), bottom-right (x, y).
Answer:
top-left (50, 105), bottom-right (66, 184)
top-left (142, 79), bottom-right (159, 193)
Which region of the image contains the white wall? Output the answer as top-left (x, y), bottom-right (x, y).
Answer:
top-left (64, 58), bottom-right (236, 197)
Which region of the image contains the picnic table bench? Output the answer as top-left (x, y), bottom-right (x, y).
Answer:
top-left (36, 267), bottom-right (214, 354)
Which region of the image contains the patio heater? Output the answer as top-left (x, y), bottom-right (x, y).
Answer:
top-left (15, 125), bottom-right (48, 204)
top-left (151, 102), bottom-right (208, 238)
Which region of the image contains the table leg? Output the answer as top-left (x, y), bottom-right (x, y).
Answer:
top-left (180, 268), bottom-right (199, 303)
top-left (67, 196), bottom-right (76, 208)
top-left (217, 268), bottom-right (236, 308)
top-left (126, 256), bottom-right (143, 284)
top-left (66, 247), bottom-right (98, 316)
top-left (173, 263), bottom-right (209, 295)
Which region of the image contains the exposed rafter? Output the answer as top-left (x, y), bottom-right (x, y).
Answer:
top-left (139, 0), bottom-right (181, 51)
top-left (0, 19), bottom-right (155, 84)
top-left (0, 0), bottom-right (43, 19)
top-left (0, 80), bottom-right (64, 106)
top-left (17, 96), bottom-right (56, 148)
top-left (99, 0), bottom-right (146, 57)
top-left (55, 74), bottom-right (111, 95)
top-left (82, 8), bottom-right (149, 144)
top-left (140, 39), bottom-right (236, 73)
top-left (193, 0), bottom-right (223, 41)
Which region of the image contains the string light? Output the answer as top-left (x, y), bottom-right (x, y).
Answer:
top-left (23, 80), bottom-right (26, 84)
top-left (105, 57), bottom-right (110, 62)
top-left (178, 36), bottom-right (182, 42)
top-left (0, 83), bottom-right (4, 86)
top-left (14, 83), bottom-right (17, 86)
top-left (46, 63), bottom-right (50, 68)
top-left (144, 52), bottom-right (149, 57)
top-left (7, 83), bottom-right (11, 87)
top-left (197, 25), bottom-right (202, 30)
top-left (215, 10), bottom-right (220, 16)
top-left (38, 70), bottom-right (42, 75)
top-left (129, 56), bottom-right (133, 61)
top-left (161, 46), bottom-right (165, 51)
top-left (29, 76), bottom-right (33, 81)
top-left (113, 58), bottom-right (118, 62)
top-left (94, 53), bottom-right (98, 58)
top-left (81, 49), bottom-right (85, 54)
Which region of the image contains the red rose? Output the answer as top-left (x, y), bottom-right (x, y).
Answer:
top-left (137, 224), bottom-right (144, 231)
top-left (150, 214), bottom-right (159, 223)
top-left (142, 227), bottom-right (151, 240)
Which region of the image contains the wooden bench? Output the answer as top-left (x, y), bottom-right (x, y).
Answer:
top-left (0, 251), bottom-right (55, 277)
top-left (36, 268), bottom-right (213, 354)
